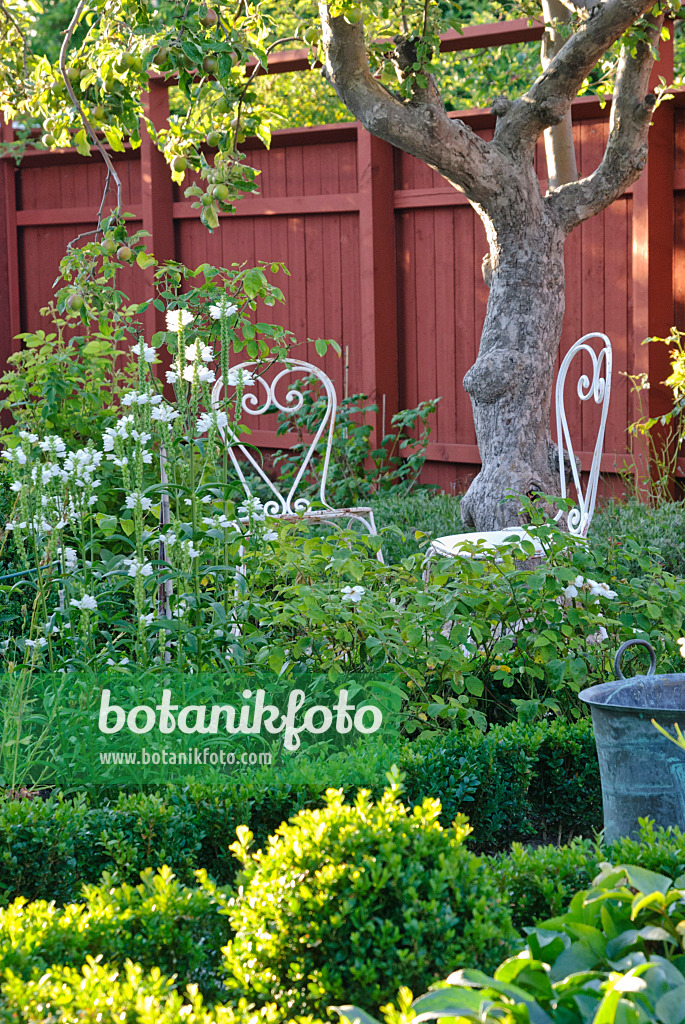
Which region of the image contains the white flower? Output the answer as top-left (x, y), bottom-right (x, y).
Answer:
top-left (185, 342), bottom-right (214, 363)
top-left (166, 309), bottom-right (194, 332)
top-left (60, 547), bottom-right (78, 570)
top-left (196, 410), bottom-right (228, 434)
top-left (588, 579), bottom-right (618, 600)
top-left (151, 403), bottom-right (180, 425)
top-left (130, 341), bottom-right (156, 363)
top-left (139, 612), bottom-right (155, 626)
top-left (563, 583), bottom-right (579, 600)
top-left (208, 300), bottom-right (238, 320)
top-left (198, 367), bottom-right (216, 385)
top-left (2, 448), bottom-right (27, 465)
top-left (341, 585), bottom-right (365, 604)
top-left (125, 493), bottom-right (153, 512)
top-left (106, 656), bottom-right (130, 667)
top-left (25, 637), bottom-right (48, 648)
top-left (237, 495), bottom-right (265, 521)
top-left (122, 557), bottom-right (153, 579)
top-left (263, 529), bottom-right (278, 542)
top-left (165, 370), bottom-right (179, 385)
top-left (70, 595), bottom-right (98, 612)
top-left (38, 436), bottom-right (67, 459)
top-left (9, 481), bottom-right (21, 492)
top-left (587, 625), bottom-right (609, 645)
top-left (18, 431), bottom-right (38, 443)
top-left (182, 540), bottom-right (202, 559)
top-left (226, 368), bottom-right (255, 387)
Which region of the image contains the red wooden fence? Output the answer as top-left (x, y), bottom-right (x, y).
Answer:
top-left (1, 20), bottom-right (683, 497)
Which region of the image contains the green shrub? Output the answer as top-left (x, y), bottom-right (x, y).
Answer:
top-left (0, 959), bottom-right (302, 1024)
top-left (223, 781), bottom-right (519, 1017)
top-left (0, 866), bottom-right (230, 1001)
top-left (401, 718), bottom-right (601, 850)
top-left (589, 497), bottom-right (685, 579)
top-left (0, 720), bottom-right (601, 906)
top-left (346, 861), bottom-right (685, 1024)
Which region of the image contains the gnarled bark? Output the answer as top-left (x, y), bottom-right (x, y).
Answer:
top-left (319, 1), bottom-right (663, 530)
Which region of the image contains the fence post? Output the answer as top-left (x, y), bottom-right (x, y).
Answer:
top-left (140, 78), bottom-right (175, 344)
top-left (0, 120), bottom-right (21, 379)
top-left (631, 26), bottom-right (675, 498)
top-left (356, 127), bottom-right (399, 447)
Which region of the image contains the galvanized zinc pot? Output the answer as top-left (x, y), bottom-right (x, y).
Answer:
top-left (579, 639), bottom-right (685, 843)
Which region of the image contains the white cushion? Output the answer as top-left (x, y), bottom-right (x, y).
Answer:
top-left (430, 528), bottom-right (545, 559)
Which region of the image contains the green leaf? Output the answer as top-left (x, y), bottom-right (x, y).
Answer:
top-left (119, 518), bottom-right (135, 537)
top-left (74, 128), bottom-right (90, 156)
top-left (102, 125), bottom-right (125, 152)
top-left (315, 338), bottom-right (328, 357)
top-left (331, 1007), bottom-right (383, 1024)
top-left (243, 267), bottom-right (267, 298)
top-left (618, 864), bottom-right (672, 897)
top-left (655, 983), bottom-right (685, 1021)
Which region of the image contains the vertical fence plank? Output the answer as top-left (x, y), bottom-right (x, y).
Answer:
top-left (141, 80), bottom-right (175, 343)
top-left (356, 126), bottom-right (399, 445)
top-left (631, 26), bottom-right (675, 495)
top-left (0, 121), bottom-right (21, 376)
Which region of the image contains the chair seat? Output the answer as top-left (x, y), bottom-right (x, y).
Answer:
top-left (430, 527), bottom-right (545, 559)
top-left (250, 506), bottom-right (373, 524)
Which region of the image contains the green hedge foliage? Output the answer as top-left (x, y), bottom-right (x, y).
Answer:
top-left (222, 784), bottom-right (518, 1016)
top-left (0, 719), bottom-right (601, 906)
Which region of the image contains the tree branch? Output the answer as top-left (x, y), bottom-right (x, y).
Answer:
top-left (547, 12), bottom-right (663, 231)
top-left (493, 0), bottom-right (659, 160)
top-left (541, 0), bottom-right (578, 187)
top-left (59, 0), bottom-right (123, 223)
top-left (317, 3), bottom-right (503, 206)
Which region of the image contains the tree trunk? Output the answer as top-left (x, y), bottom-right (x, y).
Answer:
top-left (460, 218), bottom-right (567, 530)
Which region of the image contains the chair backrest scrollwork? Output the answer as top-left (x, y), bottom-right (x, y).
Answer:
top-left (555, 332), bottom-right (612, 537)
top-left (210, 359), bottom-right (337, 517)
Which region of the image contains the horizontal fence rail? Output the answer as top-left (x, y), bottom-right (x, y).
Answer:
top-left (0, 19), bottom-right (683, 497)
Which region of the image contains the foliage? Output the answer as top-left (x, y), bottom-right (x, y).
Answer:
top-left (341, 860), bottom-right (685, 1024)
top-left (222, 778), bottom-right (519, 1016)
top-left (625, 327), bottom-right (685, 506)
top-left (0, 865), bottom-right (230, 1001)
top-left (0, 717), bottom-right (599, 904)
top-left (0, 308), bottom-right (136, 450)
top-left (588, 497), bottom-right (685, 579)
top-left (272, 386), bottom-right (440, 506)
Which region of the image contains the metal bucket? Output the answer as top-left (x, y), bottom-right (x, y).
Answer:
top-left (579, 639), bottom-right (685, 843)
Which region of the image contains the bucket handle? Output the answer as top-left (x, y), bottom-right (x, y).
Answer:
top-left (614, 639), bottom-right (657, 680)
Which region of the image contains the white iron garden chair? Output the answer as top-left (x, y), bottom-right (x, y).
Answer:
top-left (424, 332), bottom-right (612, 577)
top-left (210, 359), bottom-right (384, 561)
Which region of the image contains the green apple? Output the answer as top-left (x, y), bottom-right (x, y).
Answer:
top-left (42, 133), bottom-right (56, 146)
top-left (205, 130), bottom-right (220, 147)
top-left (117, 245), bottom-right (133, 261)
top-left (102, 238), bottom-right (117, 254)
top-left (201, 7), bottom-right (219, 27)
top-left (202, 55), bottom-right (219, 74)
top-left (344, 5), bottom-right (363, 23)
top-left (303, 27), bottom-right (319, 45)
top-left (172, 155), bottom-right (188, 172)
top-left (211, 183), bottom-right (230, 202)
top-left (67, 293), bottom-right (84, 312)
